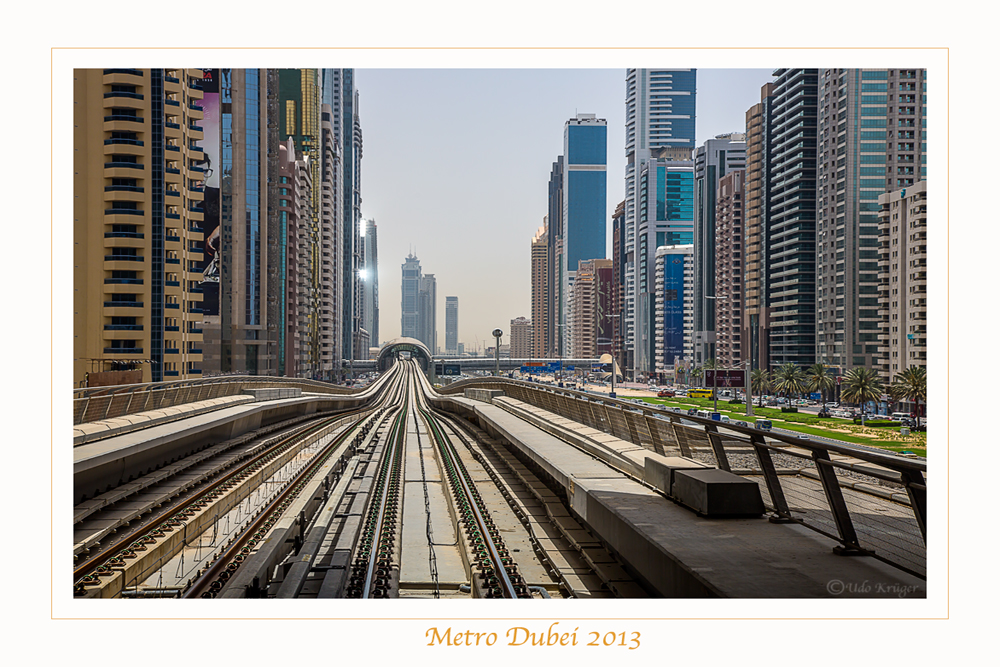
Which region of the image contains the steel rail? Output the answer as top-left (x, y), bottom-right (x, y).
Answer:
top-left (181, 400), bottom-right (396, 599)
top-left (410, 367), bottom-right (521, 599)
top-left (74, 363), bottom-right (407, 590)
top-left (360, 402), bottom-right (407, 598)
top-left (73, 409), bottom-right (362, 588)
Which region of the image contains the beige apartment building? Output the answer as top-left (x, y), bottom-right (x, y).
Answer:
top-left (74, 69), bottom-right (206, 386)
top-left (530, 223), bottom-right (549, 358)
top-left (877, 180), bottom-right (927, 384)
top-left (570, 258), bottom-right (612, 359)
top-left (714, 170), bottom-right (746, 369)
top-left (510, 317), bottom-right (533, 359)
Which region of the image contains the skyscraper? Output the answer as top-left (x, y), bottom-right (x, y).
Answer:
top-left (634, 151), bottom-right (695, 376)
top-left (654, 245), bottom-right (695, 383)
top-left (74, 68), bottom-right (207, 386)
top-left (279, 69), bottom-right (324, 375)
top-left (445, 296), bottom-right (458, 355)
top-left (570, 259), bottom-right (613, 359)
top-left (561, 113), bottom-right (607, 354)
top-left (360, 218), bottom-right (379, 348)
top-left (277, 138), bottom-right (311, 377)
top-left (816, 68), bottom-right (927, 371)
top-left (321, 68), bottom-right (362, 363)
top-left (624, 69), bottom-right (697, 371)
top-left (510, 317), bottom-right (533, 359)
top-left (418, 273), bottom-right (437, 354)
top-left (546, 157), bottom-right (564, 357)
top-left (714, 170), bottom-right (746, 370)
top-left (876, 181), bottom-right (927, 386)
top-left (401, 253), bottom-right (420, 339)
top-left (744, 83), bottom-right (776, 374)
top-left (693, 133), bottom-right (746, 366)
top-left (769, 69), bottom-right (819, 368)
top-left (530, 223), bottom-right (548, 359)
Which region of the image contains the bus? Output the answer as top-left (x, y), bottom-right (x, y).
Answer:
top-left (688, 388), bottom-right (714, 399)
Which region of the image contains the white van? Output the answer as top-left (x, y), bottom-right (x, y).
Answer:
top-left (696, 410), bottom-right (711, 419)
top-left (890, 412), bottom-right (910, 421)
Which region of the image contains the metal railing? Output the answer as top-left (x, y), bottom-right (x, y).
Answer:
top-left (73, 375), bottom-right (356, 425)
top-left (439, 377), bottom-right (927, 578)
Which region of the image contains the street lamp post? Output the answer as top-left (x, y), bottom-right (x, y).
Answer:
top-left (705, 294), bottom-right (724, 413)
top-left (492, 328), bottom-right (503, 377)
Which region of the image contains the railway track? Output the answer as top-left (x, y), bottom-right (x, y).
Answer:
top-left (72, 360), bottom-right (645, 599)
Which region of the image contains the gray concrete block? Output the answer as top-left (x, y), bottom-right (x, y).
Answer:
top-left (644, 456), bottom-right (712, 496)
top-left (464, 388), bottom-right (505, 403)
top-left (244, 387), bottom-right (302, 400)
top-left (672, 468), bottom-right (766, 517)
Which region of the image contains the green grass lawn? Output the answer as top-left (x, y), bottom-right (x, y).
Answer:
top-left (625, 395), bottom-right (927, 459)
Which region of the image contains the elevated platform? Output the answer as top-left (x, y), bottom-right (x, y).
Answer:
top-left (429, 392), bottom-right (926, 598)
top-left (73, 390), bottom-right (376, 503)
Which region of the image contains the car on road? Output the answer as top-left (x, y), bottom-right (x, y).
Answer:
top-left (732, 421), bottom-right (750, 428)
top-left (657, 389), bottom-right (675, 397)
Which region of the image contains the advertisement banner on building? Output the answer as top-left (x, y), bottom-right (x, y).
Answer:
top-left (198, 69), bottom-right (221, 316)
top-left (705, 369), bottom-right (745, 387)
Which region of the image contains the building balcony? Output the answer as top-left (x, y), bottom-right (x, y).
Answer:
top-left (104, 161), bottom-right (144, 172)
top-left (104, 207), bottom-right (145, 217)
top-left (104, 347), bottom-right (143, 355)
top-left (103, 116), bottom-right (144, 132)
top-left (102, 95), bottom-right (144, 111)
top-left (104, 186), bottom-right (145, 198)
top-left (104, 231), bottom-right (144, 240)
top-left (103, 324), bottom-right (144, 332)
top-left (103, 138), bottom-right (145, 149)
top-left (103, 300), bottom-right (144, 309)
top-left (164, 348), bottom-right (180, 355)
top-left (103, 253), bottom-right (144, 263)
top-left (105, 278), bottom-right (144, 285)
top-left (103, 90), bottom-right (145, 101)
top-left (103, 69), bottom-right (144, 83)
top-left (165, 302), bottom-right (180, 309)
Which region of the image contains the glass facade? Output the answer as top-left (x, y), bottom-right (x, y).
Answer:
top-left (245, 69), bottom-right (260, 327)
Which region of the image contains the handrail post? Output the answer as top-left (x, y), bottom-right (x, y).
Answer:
top-left (901, 469), bottom-right (927, 542)
top-left (750, 433), bottom-right (792, 522)
top-left (812, 450), bottom-right (864, 555)
top-left (704, 425), bottom-right (731, 472)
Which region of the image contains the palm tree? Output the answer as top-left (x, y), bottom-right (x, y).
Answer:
top-left (772, 363), bottom-right (807, 399)
top-left (806, 363), bottom-right (836, 404)
top-left (888, 365), bottom-right (927, 428)
top-left (690, 365), bottom-right (704, 387)
top-left (751, 368), bottom-right (772, 407)
top-left (840, 367), bottom-right (884, 423)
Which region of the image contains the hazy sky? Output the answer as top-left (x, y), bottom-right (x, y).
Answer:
top-left (359, 68), bottom-right (774, 352)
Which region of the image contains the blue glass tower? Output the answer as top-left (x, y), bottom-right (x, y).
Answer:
top-left (623, 69), bottom-right (696, 368)
top-left (562, 114), bottom-right (607, 272)
top-left (634, 154), bottom-right (695, 374)
top-left (561, 114), bottom-right (607, 354)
